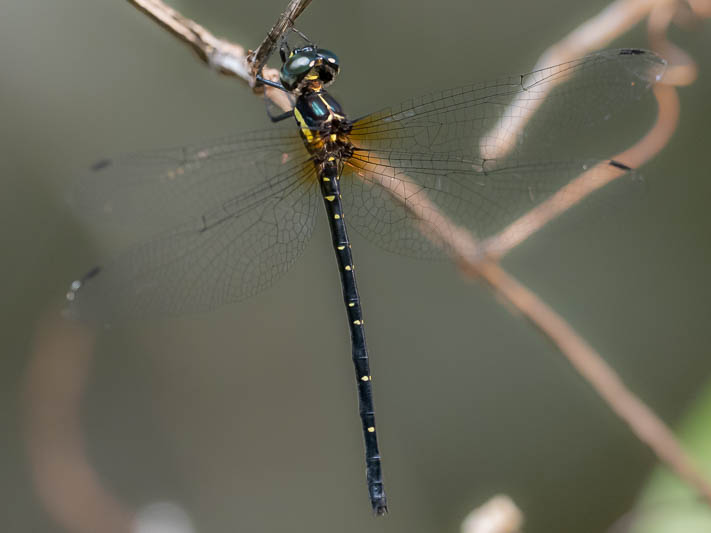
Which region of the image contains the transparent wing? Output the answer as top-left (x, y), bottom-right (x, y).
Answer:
top-left (342, 154), bottom-right (634, 258)
top-left (66, 126), bottom-right (320, 323)
top-left (69, 126), bottom-right (307, 240)
top-left (341, 49), bottom-right (665, 257)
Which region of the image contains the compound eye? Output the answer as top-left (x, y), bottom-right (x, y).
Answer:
top-left (280, 50), bottom-right (319, 90)
top-left (317, 49), bottom-right (340, 70)
top-left (285, 51), bottom-right (318, 75)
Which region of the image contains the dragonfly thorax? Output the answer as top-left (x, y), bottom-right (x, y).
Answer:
top-left (294, 87), bottom-right (353, 160)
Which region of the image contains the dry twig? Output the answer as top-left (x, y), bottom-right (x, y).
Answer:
top-left (125, 0), bottom-right (312, 113)
top-left (128, 0), bottom-right (250, 79)
top-left (247, 0), bottom-right (314, 75)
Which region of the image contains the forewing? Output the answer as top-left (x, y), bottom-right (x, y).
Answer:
top-left (66, 126), bottom-right (320, 323)
top-left (69, 125), bottom-right (307, 242)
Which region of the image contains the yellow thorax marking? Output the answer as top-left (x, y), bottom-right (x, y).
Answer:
top-left (292, 107), bottom-right (314, 143)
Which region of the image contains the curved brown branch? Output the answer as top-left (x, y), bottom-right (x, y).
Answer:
top-left (125, 0), bottom-right (306, 113)
top-left (479, 0), bottom-right (710, 257)
top-left (475, 259), bottom-right (711, 505)
top-left (24, 310), bottom-right (134, 533)
top-left (128, 0), bottom-right (313, 81)
top-left (482, 84), bottom-right (680, 259)
top-left (128, 0), bottom-right (251, 80)
top-left (479, 0), bottom-right (707, 161)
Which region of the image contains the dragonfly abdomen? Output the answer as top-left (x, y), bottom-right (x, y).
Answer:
top-left (317, 158), bottom-right (387, 515)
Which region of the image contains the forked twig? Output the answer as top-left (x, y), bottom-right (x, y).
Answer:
top-left (125, 0), bottom-right (312, 114)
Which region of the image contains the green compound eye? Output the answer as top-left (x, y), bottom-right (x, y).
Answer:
top-left (317, 49), bottom-right (339, 69)
top-left (280, 50), bottom-right (319, 90)
top-left (289, 54), bottom-right (313, 72)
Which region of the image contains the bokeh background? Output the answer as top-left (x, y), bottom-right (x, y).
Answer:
top-left (1, 1), bottom-right (710, 532)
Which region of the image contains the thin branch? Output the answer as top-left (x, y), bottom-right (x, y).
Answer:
top-left (24, 310), bottom-right (133, 533)
top-left (479, 0), bottom-right (689, 161)
top-left (478, 0), bottom-right (710, 256)
top-left (125, 0), bottom-right (305, 112)
top-left (128, 0), bottom-right (251, 81)
top-left (475, 259), bottom-right (711, 505)
top-left (482, 84), bottom-right (679, 259)
top-left (248, 0), bottom-right (314, 76)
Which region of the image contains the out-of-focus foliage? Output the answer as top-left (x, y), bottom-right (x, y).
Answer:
top-left (630, 381), bottom-right (711, 533)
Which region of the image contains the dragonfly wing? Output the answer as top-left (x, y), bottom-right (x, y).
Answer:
top-left (341, 49), bottom-right (664, 257)
top-left (69, 125), bottom-right (307, 241)
top-left (66, 126), bottom-right (320, 323)
top-left (342, 154), bottom-right (636, 258)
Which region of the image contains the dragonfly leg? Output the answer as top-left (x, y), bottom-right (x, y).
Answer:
top-left (255, 74), bottom-right (289, 92)
top-left (267, 109), bottom-right (295, 123)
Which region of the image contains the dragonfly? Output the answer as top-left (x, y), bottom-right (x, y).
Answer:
top-left (64, 29), bottom-right (665, 515)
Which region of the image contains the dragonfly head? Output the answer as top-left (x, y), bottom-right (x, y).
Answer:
top-left (279, 46), bottom-right (340, 92)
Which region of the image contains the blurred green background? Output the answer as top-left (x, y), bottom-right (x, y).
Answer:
top-left (1, 1), bottom-right (710, 532)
